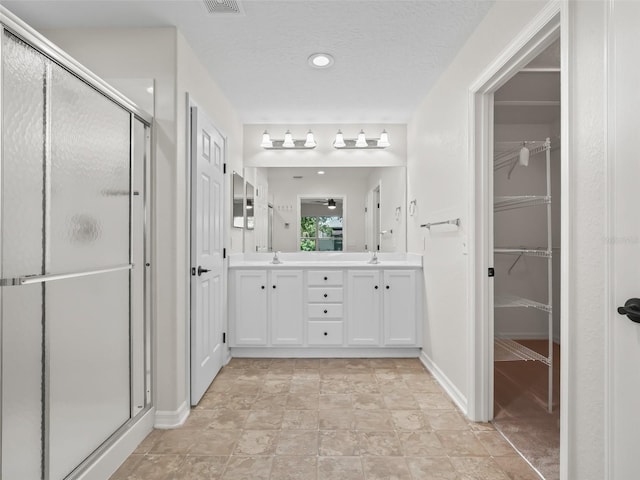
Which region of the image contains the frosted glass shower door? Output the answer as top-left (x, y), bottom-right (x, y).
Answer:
top-left (1, 30), bottom-right (137, 480)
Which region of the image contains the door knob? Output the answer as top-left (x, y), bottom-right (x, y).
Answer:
top-left (197, 266), bottom-right (210, 276)
top-left (617, 298), bottom-right (640, 323)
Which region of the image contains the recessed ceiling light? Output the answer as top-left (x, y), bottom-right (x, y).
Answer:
top-left (317, 170), bottom-right (325, 175)
top-left (308, 53), bottom-right (334, 69)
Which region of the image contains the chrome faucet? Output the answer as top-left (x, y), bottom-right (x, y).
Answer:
top-left (367, 251), bottom-right (379, 264)
top-left (271, 251), bottom-right (282, 264)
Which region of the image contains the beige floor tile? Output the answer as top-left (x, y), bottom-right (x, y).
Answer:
top-left (362, 456), bottom-right (412, 480)
top-left (221, 456), bottom-right (272, 480)
top-left (397, 431), bottom-right (447, 457)
top-left (275, 430), bottom-right (318, 455)
top-left (413, 392), bottom-right (456, 410)
top-left (289, 379), bottom-right (319, 394)
top-left (282, 409), bottom-right (319, 430)
top-left (149, 429), bottom-right (196, 454)
top-left (382, 391), bottom-right (419, 410)
top-left (319, 408), bottom-right (355, 430)
top-left (244, 410), bottom-right (284, 430)
top-left (180, 456), bottom-right (228, 479)
top-left (450, 456), bottom-right (511, 480)
top-left (133, 430), bottom-right (163, 454)
top-left (405, 456), bottom-right (458, 480)
top-left (358, 431), bottom-right (403, 456)
top-left (188, 429), bottom-right (241, 456)
top-left (234, 430), bottom-right (279, 455)
top-left (493, 456), bottom-right (542, 480)
top-left (423, 410), bottom-right (470, 431)
top-left (319, 430), bottom-right (360, 456)
top-left (320, 379), bottom-right (352, 394)
top-left (109, 454), bottom-right (144, 479)
top-left (226, 383), bottom-right (262, 395)
top-left (261, 380), bottom-right (291, 394)
top-left (354, 409), bottom-right (394, 431)
top-left (318, 456), bottom-right (364, 480)
top-left (319, 393), bottom-right (353, 409)
top-left (475, 431), bottom-right (518, 456)
top-left (352, 393), bottom-right (386, 410)
top-left (389, 410), bottom-right (428, 431)
top-left (186, 408), bottom-right (248, 430)
top-left (436, 431), bottom-right (490, 457)
top-left (287, 393), bottom-right (320, 409)
top-left (126, 454), bottom-right (185, 480)
top-left (252, 394), bottom-right (288, 410)
top-left (197, 392), bottom-right (258, 410)
top-left (270, 456), bottom-right (318, 480)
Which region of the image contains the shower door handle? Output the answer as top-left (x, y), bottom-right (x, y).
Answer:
top-left (617, 298), bottom-right (640, 323)
top-left (0, 264), bottom-right (133, 287)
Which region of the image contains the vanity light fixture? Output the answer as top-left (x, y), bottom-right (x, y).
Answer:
top-left (327, 199), bottom-right (337, 210)
top-left (261, 129), bottom-right (317, 150)
top-left (332, 129), bottom-right (391, 149)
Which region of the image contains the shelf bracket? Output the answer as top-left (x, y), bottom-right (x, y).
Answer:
top-left (507, 253), bottom-right (523, 275)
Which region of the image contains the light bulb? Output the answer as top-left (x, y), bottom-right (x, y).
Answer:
top-left (377, 129), bottom-right (390, 148)
top-left (304, 130), bottom-right (317, 148)
top-left (283, 130), bottom-right (295, 148)
top-left (261, 130), bottom-right (273, 148)
top-left (334, 130), bottom-right (346, 148)
top-left (355, 130), bottom-right (368, 148)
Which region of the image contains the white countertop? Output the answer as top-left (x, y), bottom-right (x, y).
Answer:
top-left (228, 252), bottom-right (423, 269)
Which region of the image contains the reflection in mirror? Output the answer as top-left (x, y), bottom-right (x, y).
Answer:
top-left (259, 167), bottom-right (406, 252)
top-left (245, 182), bottom-right (255, 230)
top-left (232, 171), bottom-right (244, 229)
top-left (299, 197), bottom-right (344, 251)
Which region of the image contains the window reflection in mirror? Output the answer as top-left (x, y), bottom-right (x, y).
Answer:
top-left (245, 182), bottom-right (255, 230)
top-left (300, 198), bottom-right (343, 251)
top-left (232, 171), bottom-right (244, 229)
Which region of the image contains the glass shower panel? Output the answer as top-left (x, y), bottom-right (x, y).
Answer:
top-left (49, 63), bottom-right (130, 273)
top-left (1, 31), bottom-right (46, 479)
top-left (47, 270), bottom-right (130, 480)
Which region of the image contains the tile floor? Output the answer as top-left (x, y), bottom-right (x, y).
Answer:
top-left (111, 358), bottom-right (541, 480)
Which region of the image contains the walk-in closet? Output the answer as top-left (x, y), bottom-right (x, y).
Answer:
top-left (492, 40), bottom-right (561, 480)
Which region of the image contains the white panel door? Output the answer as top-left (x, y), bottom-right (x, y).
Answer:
top-left (190, 106), bottom-right (225, 405)
top-left (383, 270), bottom-right (417, 345)
top-left (271, 270), bottom-right (304, 345)
top-left (233, 270), bottom-right (268, 345)
top-left (347, 270), bottom-right (382, 345)
top-left (609, 2), bottom-right (640, 476)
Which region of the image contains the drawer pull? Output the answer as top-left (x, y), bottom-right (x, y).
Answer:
top-left (324, 276), bottom-right (328, 281)
top-left (273, 285), bottom-right (276, 289)
top-left (261, 286), bottom-right (265, 289)
top-left (324, 309), bottom-right (328, 314)
top-left (324, 332), bottom-right (328, 336)
top-left (324, 293), bottom-right (328, 298)
top-left (386, 285), bottom-right (390, 290)
top-left (374, 285), bottom-right (378, 289)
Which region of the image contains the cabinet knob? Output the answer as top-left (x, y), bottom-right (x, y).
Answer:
top-left (324, 309), bottom-right (328, 314)
top-left (324, 332), bottom-right (328, 336)
top-left (374, 285), bottom-right (378, 289)
top-left (272, 285), bottom-right (276, 289)
top-left (261, 286), bottom-right (265, 290)
top-left (324, 276), bottom-right (328, 281)
top-left (386, 285), bottom-right (390, 290)
top-left (324, 293), bottom-right (328, 298)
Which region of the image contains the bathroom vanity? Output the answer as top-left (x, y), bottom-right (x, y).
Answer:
top-left (228, 252), bottom-right (423, 357)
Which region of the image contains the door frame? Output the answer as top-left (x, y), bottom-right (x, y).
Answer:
top-left (186, 94), bottom-right (229, 406)
top-left (468, 0), bottom-right (566, 453)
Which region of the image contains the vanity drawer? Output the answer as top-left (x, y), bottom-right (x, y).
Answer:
top-left (307, 270), bottom-right (343, 286)
top-left (308, 304), bottom-right (343, 319)
top-left (308, 322), bottom-right (343, 345)
top-left (307, 287), bottom-right (344, 303)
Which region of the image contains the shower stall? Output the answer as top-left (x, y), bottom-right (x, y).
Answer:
top-left (0, 11), bottom-right (152, 480)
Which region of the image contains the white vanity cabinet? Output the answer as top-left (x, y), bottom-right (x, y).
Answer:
top-left (232, 270), bottom-right (268, 345)
top-left (270, 270), bottom-right (304, 345)
top-left (347, 270), bottom-right (382, 345)
top-left (307, 270), bottom-right (344, 346)
top-left (382, 270), bottom-right (417, 345)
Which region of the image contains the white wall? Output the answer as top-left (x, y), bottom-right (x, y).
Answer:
top-left (42, 28), bottom-right (243, 424)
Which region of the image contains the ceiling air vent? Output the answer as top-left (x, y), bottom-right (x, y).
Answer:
top-left (203, 0), bottom-right (244, 15)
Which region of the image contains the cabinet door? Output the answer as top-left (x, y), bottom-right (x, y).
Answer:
top-left (383, 270), bottom-right (417, 345)
top-left (271, 270), bottom-right (304, 345)
top-left (233, 270), bottom-right (268, 345)
top-left (347, 270), bottom-right (382, 345)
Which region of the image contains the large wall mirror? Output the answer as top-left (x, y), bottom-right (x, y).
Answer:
top-left (243, 166), bottom-right (407, 253)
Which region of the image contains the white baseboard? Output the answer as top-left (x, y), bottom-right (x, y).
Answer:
top-left (77, 408), bottom-right (155, 480)
top-left (419, 351), bottom-right (468, 415)
top-left (154, 399), bottom-right (190, 429)
top-left (230, 347), bottom-right (421, 358)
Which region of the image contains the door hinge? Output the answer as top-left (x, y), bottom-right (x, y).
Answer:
top-left (223, 163), bottom-right (227, 174)
top-left (222, 332), bottom-right (226, 344)
top-left (223, 248), bottom-right (226, 259)
top-left (377, 203), bottom-right (380, 208)
top-left (365, 207), bottom-right (368, 213)
top-left (488, 267), bottom-right (495, 277)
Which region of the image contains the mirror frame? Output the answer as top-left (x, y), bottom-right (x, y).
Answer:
top-left (232, 171), bottom-right (244, 229)
top-left (245, 181), bottom-right (255, 230)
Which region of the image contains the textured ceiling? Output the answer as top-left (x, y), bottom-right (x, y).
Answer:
top-left (2, 0), bottom-right (495, 123)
